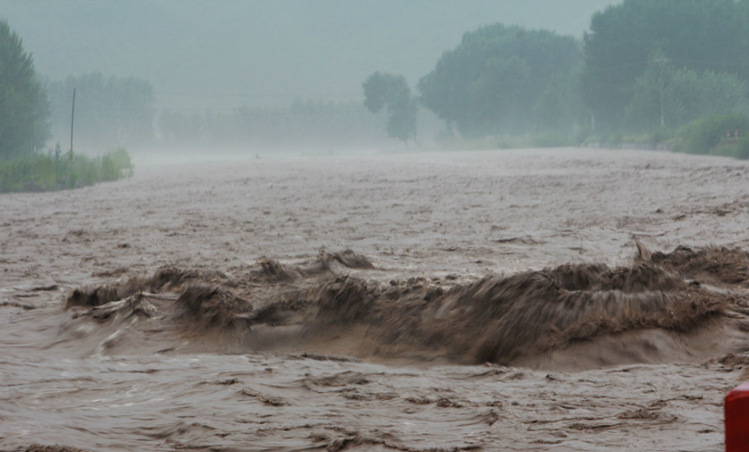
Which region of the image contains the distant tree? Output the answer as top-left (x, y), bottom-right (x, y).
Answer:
top-left (626, 49), bottom-right (747, 130)
top-left (668, 70), bottom-right (748, 125)
top-left (581, 0), bottom-right (749, 131)
top-left (362, 72), bottom-right (417, 142)
top-left (158, 109), bottom-right (207, 145)
top-left (0, 20), bottom-right (49, 159)
top-left (157, 100), bottom-right (391, 150)
top-left (532, 70), bottom-right (585, 132)
top-left (626, 48), bottom-right (673, 129)
top-left (417, 24), bottom-right (582, 139)
top-left (47, 73), bottom-right (154, 151)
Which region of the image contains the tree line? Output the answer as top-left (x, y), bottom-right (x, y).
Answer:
top-left (158, 100), bottom-right (392, 150)
top-left (0, 19), bottom-right (395, 158)
top-left (46, 73), bottom-right (155, 153)
top-left (4, 0), bottom-right (749, 158)
top-left (365, 0), bottom-right (749, 143)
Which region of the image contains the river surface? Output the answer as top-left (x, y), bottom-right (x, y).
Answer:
top-left (2, 147), bottom-right (749, 451)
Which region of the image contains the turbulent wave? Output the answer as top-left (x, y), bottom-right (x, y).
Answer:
top-left (650, 245), bottom-right (749, 286)
top-left (62, 245), bottom-right (749, 367)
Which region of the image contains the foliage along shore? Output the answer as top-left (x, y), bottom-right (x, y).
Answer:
top-left (433, 112), bottom-right (749, 163)
top-left (0, 148), bottom-right (133, 193)
top-left (587, 113), bottom-right (749, 160)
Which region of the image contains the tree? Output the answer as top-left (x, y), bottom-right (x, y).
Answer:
top-left (668, 70), bottom-right (747, 126)
top-left (627, 49), bottom-right (747, 130)
top-left (626, 48), bottom-right (672, 129)
top-left (0, 20), bottom-right (49, 159)
top-left (532, 70), bottom-right (585, 132)
top-left (417, 24), bottom-right (582, 139)
top-left (362, 72), bottom-right (417, 142)
top-left (581, 0), bottom-right (749, 131)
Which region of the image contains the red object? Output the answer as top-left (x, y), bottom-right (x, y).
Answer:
top-left (726, 383), bottom-right (749, 451)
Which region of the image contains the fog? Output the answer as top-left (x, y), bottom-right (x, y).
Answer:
top-left (0, 0), bottom-right (620, 154)
top-left (2, 1), bottom-right (617, 110)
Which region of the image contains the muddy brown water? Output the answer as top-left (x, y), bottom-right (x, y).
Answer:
top-left (3, 147), bottom-right (749, 451)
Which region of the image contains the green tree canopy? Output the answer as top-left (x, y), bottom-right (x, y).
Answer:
top-left (0, 20), bottom-right (49, 159)
top-left (417, 24), bottom-right (582, 139)
top-left (362, 72), bottom-right (417, 142)
top-left (626, 49), bottom-right (747, 130)
top-left (582, 0), bottom-right (749, 131)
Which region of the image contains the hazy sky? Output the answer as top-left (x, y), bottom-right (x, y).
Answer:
top-left (1, 0), bottom-right (620, 111)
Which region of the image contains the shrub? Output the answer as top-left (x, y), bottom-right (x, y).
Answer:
top-left (671, 113), bottom-right (749, 155)
top-left (732, 136), bottom-right (749, 160)
top-left (100, 147), bottom-right (133, 181)
top-left (0, 148), bottom-right (134, 193)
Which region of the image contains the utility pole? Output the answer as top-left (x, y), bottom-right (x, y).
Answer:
top-left (70, 88), bottom-right (76, 153)
top-left (653, 50), bottom-right (667, 128)
top-left (659, 61), bottom-right (665, 127)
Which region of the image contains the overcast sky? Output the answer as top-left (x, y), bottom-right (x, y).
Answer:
top-left (1, 0), bottom-right (620, 111)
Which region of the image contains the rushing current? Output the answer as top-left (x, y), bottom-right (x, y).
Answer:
top-left (2, 148), bottom-right (749, 451)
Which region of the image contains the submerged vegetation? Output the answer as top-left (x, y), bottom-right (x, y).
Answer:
top-left (0, 148), bottom-right (133, 193)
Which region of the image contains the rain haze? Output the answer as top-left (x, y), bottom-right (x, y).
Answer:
top-left (3, 0), bottom-right (616, 109)
top-left (1, 0), bottom-right (619, 154)
top-left (3, 1), bottom-right (749, 451)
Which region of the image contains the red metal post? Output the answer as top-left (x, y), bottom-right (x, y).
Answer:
top-left (726, 383), bottom-right (749, 451)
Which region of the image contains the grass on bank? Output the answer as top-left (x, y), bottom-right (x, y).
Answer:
top-left (0, 147), bottom-right (134, 193)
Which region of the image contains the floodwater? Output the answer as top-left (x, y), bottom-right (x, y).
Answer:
top-left (2, 147), bottom-right (749, 451)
